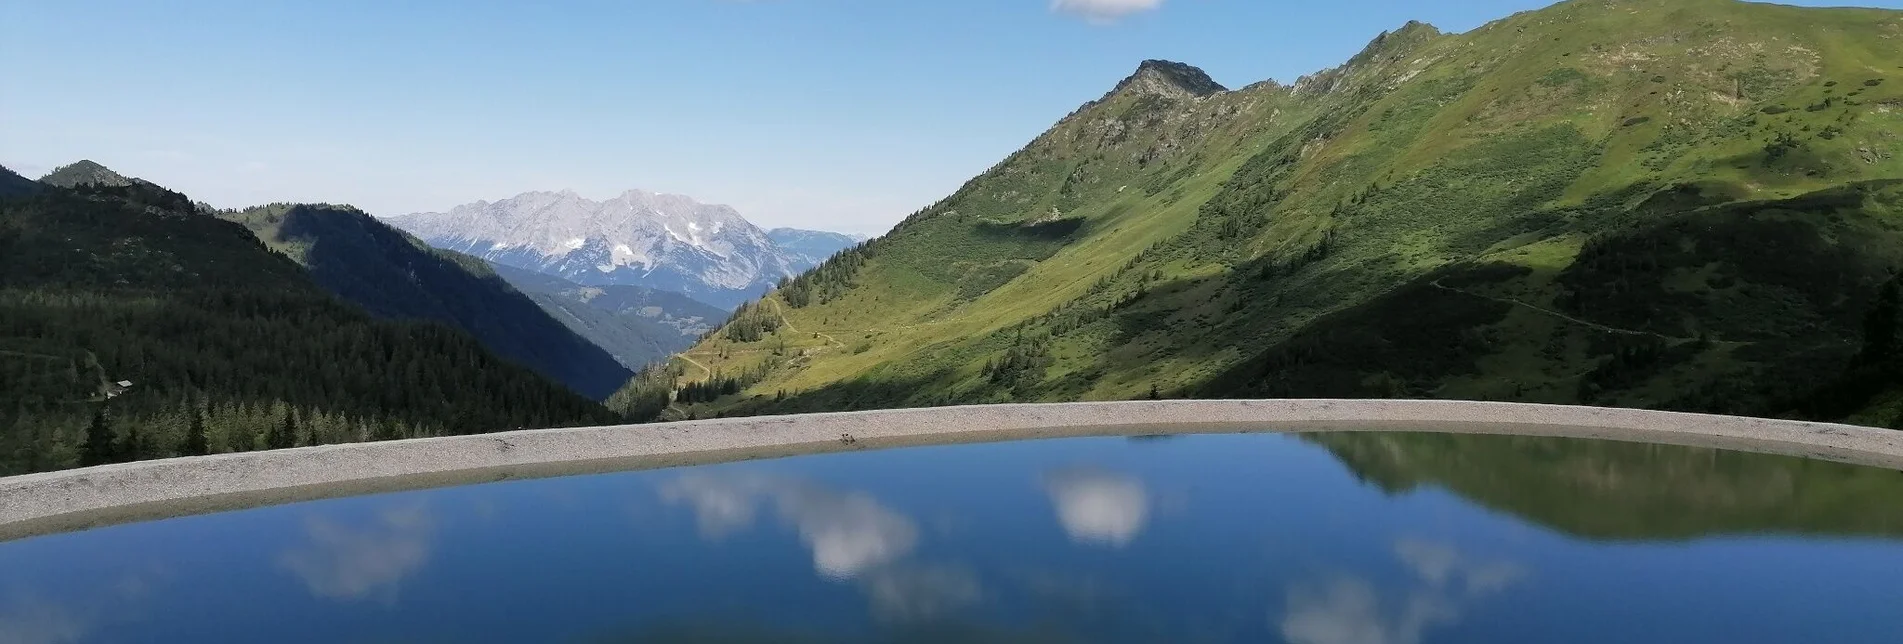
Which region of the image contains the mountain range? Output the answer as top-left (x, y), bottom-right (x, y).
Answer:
top-left (9, 0), bottom-right (1903, 476)
top-left (0, 167), bottom-right (619, 475)
top-left (647, 0), bottom-right (1903, 427)
top-left (218, 202), bottom-right (635, 399)
top-left (386, 191), bottom-right (859, 310)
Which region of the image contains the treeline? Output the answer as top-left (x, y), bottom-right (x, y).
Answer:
top-left (720, 300), bottom-right (785, 343)
top-left (677, 361), bottom-right (774, 404)
top-left (606, 363), bottom-right (680, 421)
top-left (0, 288), bottom-right (621, 474)
top-left (777, 238), bottom-right (878, 309)
top-left (606, 358), bottom-right (776, 422)
top-left (982, 332), bottom-right (1055, 390)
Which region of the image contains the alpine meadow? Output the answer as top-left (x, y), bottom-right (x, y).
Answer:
top-left (628, 0), bottom-right (1903, 425)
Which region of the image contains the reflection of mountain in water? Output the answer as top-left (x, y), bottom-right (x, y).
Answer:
top-left (1311, 432), bottom-right (1903, 540)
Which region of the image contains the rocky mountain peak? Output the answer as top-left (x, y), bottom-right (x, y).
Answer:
top-left (1108, 60), bottom-right (1227, 101)
top-left (1293, 19), bottom-right (1444, 96)
top-left (40, 160), bottom-right (136, 189)
top-left (384, 188), bottom-right (856, 309)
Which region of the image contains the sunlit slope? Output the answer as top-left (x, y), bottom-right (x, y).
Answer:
top-left (629, 0), bottom-right (1903, 423)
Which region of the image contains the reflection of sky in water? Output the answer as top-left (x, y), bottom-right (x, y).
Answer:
top-left (661, 471), bottom-right (919, 578)
top-left (278, 504), bottom-right (434, 603)
top-left (0, 432), bottom-right (1900, 643)
top-left (1042, 467), bottom-right (1150, 547)
top-left (1281, 540), bottom-right (1526, 644)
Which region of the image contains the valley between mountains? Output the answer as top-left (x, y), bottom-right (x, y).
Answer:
top-left (4, 0), bottom-right (1903, 475)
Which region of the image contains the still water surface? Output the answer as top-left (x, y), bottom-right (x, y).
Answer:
top-left (3, 431), bottom-right (1901, 643)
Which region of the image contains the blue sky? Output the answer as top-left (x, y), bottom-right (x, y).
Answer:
top-left (3, 0), bottom-right (1897, 234)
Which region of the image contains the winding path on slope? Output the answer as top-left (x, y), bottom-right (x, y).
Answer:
top-left (4, 400), bottom-right (1901, 542)
top-left (767, 297), bottom-right (846, 350)
top-left (1429, 278), bottom-right (1689, 342)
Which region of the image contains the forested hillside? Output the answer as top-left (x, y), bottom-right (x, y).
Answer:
top-left (0, 165), bottom-right (40, 197)
top-left (647, 0), bottom-right (1903, 426)
top-left (488, 262), bottom-right (723, 370)
top-left (0, 179), bottom-right (619, 475)
top-left (221, 204), bottom-right (633, 399)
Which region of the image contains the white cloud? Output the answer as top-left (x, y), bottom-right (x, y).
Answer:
top-left (1051, 0), bottom-right (1164, 23)
top-left (1392, 538), bottom-right (1526, 595)
top-left (863, 565), bottom-right (983, 622)
top-left (1282, 578), bottom-right (1458, 644)
top-left (1043, 467), bottom-right (1150, 547)
top-left (781, 486), bottom-right (920, 579)
top-left (661, 471), bottom-right (919, 579)
top-left (661, 472), bottom-right (987, 621)
top-left (1279, 540), bottom-right (1526, 644)
top-left (660, 471), bottom-right (771, 538)
top-left (279, 505), bottom-right (435, 604)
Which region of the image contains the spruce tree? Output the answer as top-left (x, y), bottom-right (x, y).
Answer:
top-left (183, 407), bottom-right (209, 456)
top-left (119, 424), bottom-right (142, 462)
top-left (80, 407), bottom-right (114, 467)
top-left (271, 407), bottom-right (298, 450)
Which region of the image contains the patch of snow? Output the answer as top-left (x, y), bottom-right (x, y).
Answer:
top-left (565, 238), bottom-right (586, 250)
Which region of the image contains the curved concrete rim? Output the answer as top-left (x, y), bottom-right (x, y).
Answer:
top-left (3, 399), bottom-right (1901, 542)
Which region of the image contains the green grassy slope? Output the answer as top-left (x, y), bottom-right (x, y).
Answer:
top-left (633, 0), bottom-right (1903, 424)
top-left (221, 203), bottom-right (634, 399)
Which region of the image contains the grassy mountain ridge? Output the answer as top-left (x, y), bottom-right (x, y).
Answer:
top-left (0, 179), bottom-right (617, 474)
top-left (645, 0), bottom-right (1903, 423)
top-left (220, 203), bottom-right (634, 399)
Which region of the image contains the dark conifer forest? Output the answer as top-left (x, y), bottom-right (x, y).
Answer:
top-left (0, 179), bottom-right (619, 475)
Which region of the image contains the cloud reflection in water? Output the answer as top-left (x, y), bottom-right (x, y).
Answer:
top-left (661, 471), bottom-right (920, 579)
top-left (278, 504), bottom-right (435, 604)
top-left (659, 470), bottom-right (987, 623)
top-left (0, 596), bottom-right (85, 644)
top-left (1280, 539), bottom-right (1526, 644)
top-left (1042, 467), bottom-right (1150, 547)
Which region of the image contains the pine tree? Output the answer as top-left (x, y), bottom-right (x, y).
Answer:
top-left (119, 423), bottom-right (143, 462)
top-left (80, 407), bottom-right (114, 467)
top-left (182, 406), bottom-right (209, 456)
top-left (270, 407), bottom-right (298, 450)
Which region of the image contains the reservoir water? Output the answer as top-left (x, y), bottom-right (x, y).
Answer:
top-left (2, 431), bottom-right (1900, 643)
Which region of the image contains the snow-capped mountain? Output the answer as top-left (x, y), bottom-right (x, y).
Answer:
top-left (386, 190), bottom-right (847, 310)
